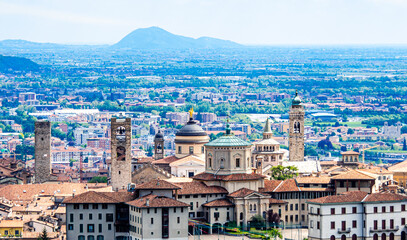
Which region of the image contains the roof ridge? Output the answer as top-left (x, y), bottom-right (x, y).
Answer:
top-left (273, 180), bottom-right (285, 192)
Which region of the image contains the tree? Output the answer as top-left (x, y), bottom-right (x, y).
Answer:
top-left (250, 214), bottom-right (265, 229)
top-left (317, 139), bottom-right (334, 150)
top-left (403, 138), bottom-right (407, 151)
top-left (37, 228), bottom-right (50, 240)
top-left (401, 126), bottom-right (407, 134)
top-left (270, 165), bottom-right (298, 180)
top-left (347, 128), bottom-right (355, 134)
top-left (265, 228), bottom-right (283, 240)
top-left (89, 176), bottom-right (108, 183)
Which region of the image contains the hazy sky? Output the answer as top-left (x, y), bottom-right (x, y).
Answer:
top-left (1, 0), bottom-right (407, 45)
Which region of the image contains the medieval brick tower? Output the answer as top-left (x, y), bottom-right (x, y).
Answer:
top-left (111, 118), bottom-right (132, 191)
top-left (154, 130), bottom-right (164, 160)
top-left (289, 90), bottom-right (305, 161)
top-left (34, 121), bottom-right (51, 183)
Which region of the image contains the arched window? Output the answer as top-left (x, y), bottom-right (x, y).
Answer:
top-left (88, 236), bottom-right (95, 240)
top-left (97, 236), bottom-right (104, 240)
top-left (373, 234), bottom-right (379, 240)
top-left (352, 234), bottom-right (357, 240)
top-left (254, 204), bottom-right (256, 211)
top-left (220, 159), bottom-right (224, 169)
top-left (389, 233), bottom-right (394, 240)
top-left (117, 146), bottom-right (126, 161)
top-left (330, 236), bottom-right (335, 240)
top-left (401, 231), bottom-right (406, 240)
top-left (240, 212), bottom-right (243, 220)
top-left (208, 158), bottom-right (212, 168)
top-left (381, 233), bottom-right (386, 240)
top-left (341, 235), bottom-right (346, 240)
top-left (250, 204), bottom-right (252, 211)
top-left (78, 236), bottom-right (85, 240)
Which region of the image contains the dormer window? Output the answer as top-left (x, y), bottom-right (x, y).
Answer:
top-left (220, 159), bottom-right (224, 169)
top-left (236, 158), bottom-right (240, 168)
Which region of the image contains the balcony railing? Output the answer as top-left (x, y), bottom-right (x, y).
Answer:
top-left (369, 226), bottom-right (399, 232)
top-left (338, 228), bottom-right (351, 233)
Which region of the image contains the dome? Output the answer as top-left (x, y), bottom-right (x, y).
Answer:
top-left (205, 134), bottom-right (251, 147)
top-left (292, 90), bottom-right (302, 105)
top-left (175, 119), bottom-right (207, 137)
top-left (154, 130), bottom-right (164, 140)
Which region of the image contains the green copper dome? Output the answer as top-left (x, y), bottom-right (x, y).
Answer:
top-left (205, 134), bottom-right (252, 147)
top-left (292, 90), bottom-right (302, 105)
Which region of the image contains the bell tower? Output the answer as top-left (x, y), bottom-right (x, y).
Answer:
top-left (154, 130), bottom-right (164, 160)
top-left (34, 121), bottom-right (51, 183)
top-left (289, 90), bottom-right (305, 161)
top-left (111, 118), bottom-right (132, 191)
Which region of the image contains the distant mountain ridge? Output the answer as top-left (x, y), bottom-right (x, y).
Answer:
top-left (0, 27), bottom-right (242, 50)
top-left (0, 55), bottom-right (40, 73)
top-left (113, 27), bottom-right (241, 49)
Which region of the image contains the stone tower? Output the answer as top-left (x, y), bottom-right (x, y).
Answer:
top-left (154, 130), bottom-right (164, 160)
top-left (263, 117), bottom-right (273, 139)
top-left (34, 121), bottom-right (51, 183)
top-left (289, 90), bottom-right (305, 161)
top-left (111, 118), bottom-right (132, 191)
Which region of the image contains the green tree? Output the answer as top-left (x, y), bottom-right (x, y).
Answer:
top-left (265, 228), bottom-right (283, 240)
top-left (249, 214), bottom-right (265, 229)
top-left (270, 165), bottom-right (298, 180)
top-left (89, 176), bottom-right (108, 183)
top-left (347, 128), bottom-right (355, 134)
top-left (37, 228), bottom-right (50, 240)
top-left (402, 126), bottom-right (407, 134)
top-left (403, 138), bottom-right (407, 151)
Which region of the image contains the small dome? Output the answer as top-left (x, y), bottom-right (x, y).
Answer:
top-left (176, 120), bottom-right (207, 137)
top-left (154, 130), bottom-right (164, 140)
top-left (292, 90), bottom-right (302, 105)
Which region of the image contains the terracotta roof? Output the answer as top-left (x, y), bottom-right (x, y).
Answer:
top-left (299, 187), bottom-right (335, 192)
top-left (127, 194), bottom-right (190, 208)
top-left (341, 151), bottom-right (360, 155)
top-left (363, 192), bottom-right (407, 203)
top-left (331, 170), bottom-right (375, 180)
top-left (202, 198), bottom-right (234, 207)
top-left (193, 172), bottom-right (265, 181)
top-left (0, 183), bottom-right (111, 202)
top-left (228, 188), bottom-right (255, 198)
top-left (388, 160), bottom-right (407, 172)
top-left (320, 161), bottom-right (338, 166)
top-left (269, 198), bottom-right (287, 204)
top-left (274, 179), bottom-right (300, 192)
top-left (153, 156), bottom-right (178, 164)
top-left (0, 220), bottom-right (24, 228)
top-left (308, 191), bottom-right (368, 204)
top-left (64, 191), bottom-right (134, 204)
top-left (296, 177), bottom-right (332, 184)
top-left (176, 182), bottom-right (228, 195)
top-left (260, 180), bottom-right (283, 193)
top-left (134, 179), bottom-right (181, 190)
top-left (358, 167), bottom-right (392, 175)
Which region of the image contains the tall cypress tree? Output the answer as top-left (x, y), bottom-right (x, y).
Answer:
top-left (403, 138), bottom-right (407, 151)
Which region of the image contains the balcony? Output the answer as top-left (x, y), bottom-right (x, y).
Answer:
top-left (369, 226), bottom-right (399, 233)
top-left (338, 228), bottom-right (351, 234)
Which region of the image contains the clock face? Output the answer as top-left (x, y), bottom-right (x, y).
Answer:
top-left (117, 146), bottom-right (126, 161)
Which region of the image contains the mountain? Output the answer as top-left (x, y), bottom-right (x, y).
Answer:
top-left (0, 55), bottom-right (40, 73)
top-left (112, 27), bottom-right (241, 49)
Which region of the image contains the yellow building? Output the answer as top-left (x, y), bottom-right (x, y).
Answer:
top-left (0, 220), bottom-right (23, 237)
top-left (389, 160), bottom-right (407, 188)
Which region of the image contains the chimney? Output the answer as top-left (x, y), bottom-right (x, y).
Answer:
top-left (146, 199), bottom-right (150, 207)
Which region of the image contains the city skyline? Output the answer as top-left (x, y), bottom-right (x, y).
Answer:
top-left (1, 0), bottom-right (407, 45)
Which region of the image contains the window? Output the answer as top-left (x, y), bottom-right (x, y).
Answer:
top-left (374, 207), bottom-right (378, 213)
top-left (208, 158), bottom-right (212, 168)
top-left (97, 236), bottom-right (104, 240)
top-left (236, 158), bottom-right (240, 168)
top-left (390, 206), bottom-right (394, 212)
top-left (295, 204), bottom-right (298, 211)
top-left (108, 224), bottom-right (111, 231)
top-left (68, 224), bottom-right (74, 230)
top-left (331, 208), bottom-right (335, 215)
top-left (70, 214), bottom-right (74, 222)
top-left (342, 208), bottom-right (346, 214)
top-left (80, 224), bottom-right (83, 233)
top-left (331, 221), bottom-right (335, 229)
top-left (374, 220), bottom-right (378, 230)
top-left (310, 220), bottom-right (314, 228)
top-left (102, 204), bottom-right (108, 209)
top-left (98, 213), bottom-right (102, 220)
top-left (189, 146), bottom-right (194, 154)
top-left (310, 207), bottom-right (313, 214)
top-left (93, 204), bottom-right (98, 209)
top-left (190, 202), bottom-right (193, 210)
top-left (177, 217), bottom-right (180, 224)
top-left (88, 236), bottom-right (94, 240)
top-left (78, 236), bottom-right (85, 240)
top-left (178, 146), bottom-right (182, 154)
top-left (106, 214), bottom-right (113, 222)
top-left (89, 214), bottom-right (93, 220)
top-left (341, 221), bottom-right (346, 231)
top-left (151, 218), bottom-right (154, 224)
top-left (390, 219), bottom-right (394, 229)
top-left (382, 206), bottom-right (386, 213)
top-left (352, 220), bottom-right (357, 228)
top-left (98, 224), bottom-right (102, 233)
top-left (88, 224), bottom-right (95, 232)
top-left (74, 204), bottom-right (79, 209)
top-left (317, 208), bottom-right (320, 215)
top-left (352, 207), bottom-right (357, 213)
top-left (290, 204), bottom-right (293, 211)
top-left (302, 204), bottom-right (305, 211)
top-left (402, 218), bottom-right (405, 225)
top-left (317, 221), bottom-right (320, 229)
top-left (382, 220), bottom-right (386, 229)
top-left (403, 205), bottom-right (406, 211)
top-left (202, 146), bottom-right (204, 153)
top-left (83, 204), bottom-right (89, 209)
top-left (80, 214), bottom-right (83, 220)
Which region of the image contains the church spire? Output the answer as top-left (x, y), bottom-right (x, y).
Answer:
top-left (225, 115), bottom-right (231, 135)
top-left (263, 117), bottom-right (273, 139)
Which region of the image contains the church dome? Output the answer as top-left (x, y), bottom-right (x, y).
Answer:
top-left (154, 130), bottom-right (164, 140)
top-left (292, 90), bottom-right (302, 105)
top-left (176, 119), bottom-right (207, 137)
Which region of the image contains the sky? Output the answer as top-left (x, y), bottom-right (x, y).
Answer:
top-left (0, 0), bottom-right (407, 45)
